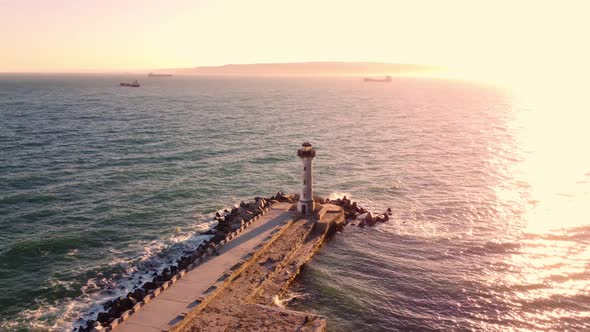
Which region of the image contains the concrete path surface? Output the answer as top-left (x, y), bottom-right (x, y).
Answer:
top-left (115, 203), bottom-right (296, 332)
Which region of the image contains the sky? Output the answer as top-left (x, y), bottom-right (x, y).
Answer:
top-left (0, 0), bottom-right (589, 82)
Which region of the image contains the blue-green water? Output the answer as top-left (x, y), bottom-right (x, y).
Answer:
top-left (1, 75), bottom-right (589, 331)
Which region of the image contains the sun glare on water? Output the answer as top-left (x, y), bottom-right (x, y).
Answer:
top-left (510, 83), bottom-right (590, 234)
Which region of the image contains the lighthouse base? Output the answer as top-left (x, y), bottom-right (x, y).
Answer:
top-left (297, 199), bottom-right (315, 216)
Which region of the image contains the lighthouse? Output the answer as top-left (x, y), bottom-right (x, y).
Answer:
top-left (297, 142), bottom-right (316, 215)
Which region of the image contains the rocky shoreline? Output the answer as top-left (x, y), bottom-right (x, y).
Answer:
top-left (320, 195), bottom-right (392, 227)
top-left (76, 193), bottom-right (388, 332)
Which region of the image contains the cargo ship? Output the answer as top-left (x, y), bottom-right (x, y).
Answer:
top-left (363, 75), bottom-right (392, 83)
top-left (120, 80), bottom-right (140, 87)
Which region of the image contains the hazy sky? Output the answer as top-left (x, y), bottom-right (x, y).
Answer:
top-left (1, 0), bottom-right (588, 80)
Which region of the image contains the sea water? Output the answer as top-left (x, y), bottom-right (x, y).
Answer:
top-left (1, 75), bottom-right (589, 331)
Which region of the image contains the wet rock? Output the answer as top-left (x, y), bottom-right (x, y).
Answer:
top-left (162, 272), bottom-right (172, 282)
top-left (212, 231), bottom-right (227, 243)
top-left (85, 320), bottom-right (96, 330)
top-left (178, 257), bottom-right (190, 269)
top-left (96, 312), bottom-right (110, 324)
top-left (141, 281), bottom-right (157, 291)
top-left (364, 212), bottom-right (375, 225)
top-left (131, 288), bottom-right (147, 300)
top-left (102, 300), bottom-right (114, 310)
top-left (127, 293), bottom-right (138, 305)
top-left (117, 296), bottom-right (134, 312)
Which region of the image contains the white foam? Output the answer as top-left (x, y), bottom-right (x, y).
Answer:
top-left (5, 215), bottom-right (216, 331)
top-left (328, 192), bottom-right (352, 200)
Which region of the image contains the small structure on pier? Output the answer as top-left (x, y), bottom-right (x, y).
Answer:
top-left (297, 142), bottom-right (316, 215)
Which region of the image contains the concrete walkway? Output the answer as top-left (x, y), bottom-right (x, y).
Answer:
top-left (116, 203), bottom-right (296, 332)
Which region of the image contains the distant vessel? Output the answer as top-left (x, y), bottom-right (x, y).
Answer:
top-left (148, 73), bottom-right (173, 77)
top-left (120, 80), bottom-right (140, 87)
top-left (363, 76), bottom-right (392, 83)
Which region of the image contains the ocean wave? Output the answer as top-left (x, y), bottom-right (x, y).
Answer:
top-left (1, 214), bottom-right (215, 331)
top-left (463, 240), bottom-right (522, 256)
top-left (0, 192), bottom-right (58, 205)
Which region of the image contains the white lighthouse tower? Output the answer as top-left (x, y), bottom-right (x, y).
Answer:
top-left (297, 142), bottom-right (316, 215)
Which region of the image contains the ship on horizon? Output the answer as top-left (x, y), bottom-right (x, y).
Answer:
top-left (363, 75), bottom-right (392, 83)
top-left (148, 72), bottom-right (173, 77)
top-left (120, 80), bottom-right (140, 87)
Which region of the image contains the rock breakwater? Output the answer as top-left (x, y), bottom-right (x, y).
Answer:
top-left (75, 193), bottom-right (298, 332)
top-left (75, 193), bottom-right (387, 331)
top-left (318, 196), bottom-right (392, 227)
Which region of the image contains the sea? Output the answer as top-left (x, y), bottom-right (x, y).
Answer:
top-left (0, 74), bottom-right (589, 331)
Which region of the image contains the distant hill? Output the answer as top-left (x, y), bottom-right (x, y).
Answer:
top-left (160, 62), bottom-right (437, 77)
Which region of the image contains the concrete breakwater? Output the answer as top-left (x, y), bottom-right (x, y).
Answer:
top-left (76, 193), bottom-right (296, 332)
top-left (76, 193), bottom-right (386, 332)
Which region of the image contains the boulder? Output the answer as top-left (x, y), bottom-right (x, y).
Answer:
top-left (344, 210), bottom-right (356, 220)
top-left (127, 293), bottom-right (138, 305)
top-left (85, 320), bottom-right (96, 331)
top-left (141, 281), bottom-right (157, 291)
top-left (117, 296), bottom-right (134, 312)
top-left (364, 212), bottom-right (375, 225)
top-left (107, 305), bottom-right (118, 318)
top-left (162, 272), bottom-right (172, 281)
top-left (96, 312), bottom-right (110, 324)
top-left (212, 231), bottom-right (226, 243)
top-left (131, 288), bottom-right (147, 300)
top-left (102, 299), bottom-right (114, 310)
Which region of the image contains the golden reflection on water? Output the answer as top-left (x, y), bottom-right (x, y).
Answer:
top-left (511, 85), bottom-right (590, 234)
top-left (491, 84), bottom-right (590, 328)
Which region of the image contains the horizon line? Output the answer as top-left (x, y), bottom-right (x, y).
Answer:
top-left (0, 61), bottom-right (444, 75)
